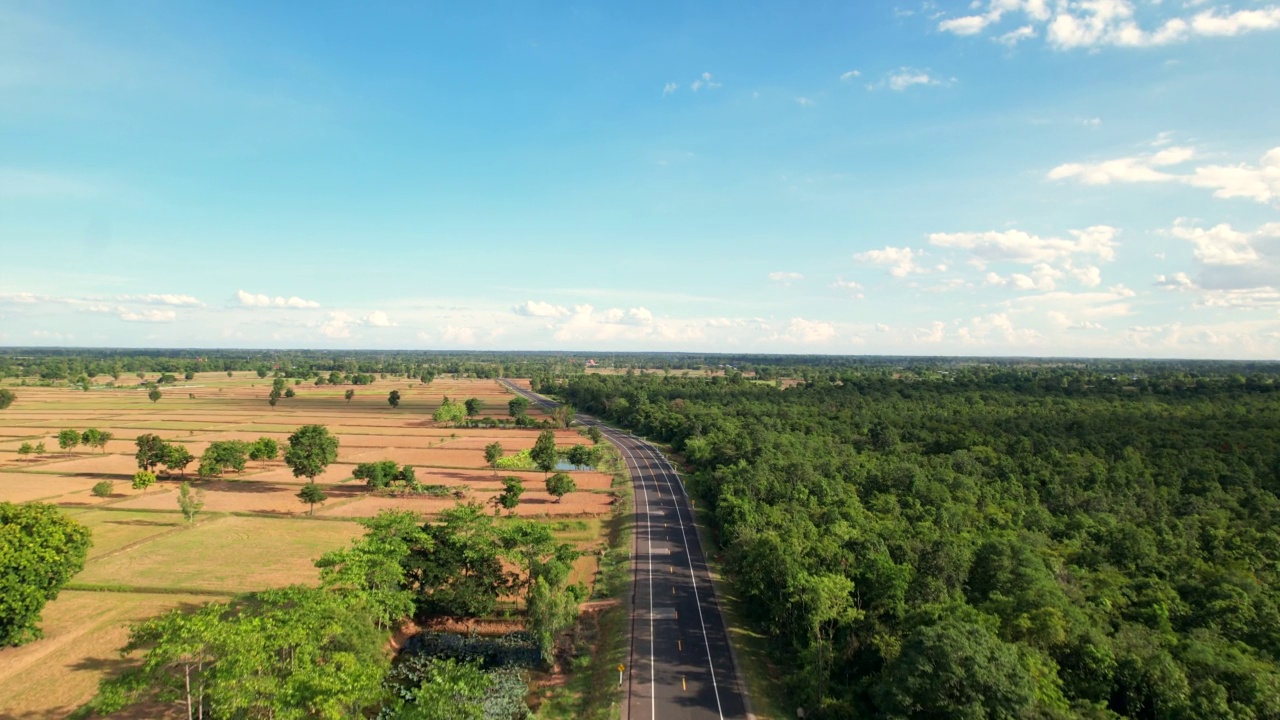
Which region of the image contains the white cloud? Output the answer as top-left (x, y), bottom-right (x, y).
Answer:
top-left (875, 67), bottom-right (944, 91)
top-left (831, 278), bottom-right (866, 298)
top-left (119, 308), bottom-right (176, 323)
top-left (795, 96), bottom-right (815, 107)
top-left (768, 271), bottom-right (804, 283)
top-left (1168, 220), bottom-right (1259, 265)
top-left (442, 325), bottom-right (477, 344)
top-left (690, 72), bottom-right (722, 92)
top-left (855, 246), bottom-right (928, 277)
top-left (663, 82), bottom-right (678, 95)
top-left (235, 289), bottom-right (320, 309)
top-left (839, 69), bottom-right (862, 81)
top-left (929, 226), bottom-right (1118, 265)
top-left (320, 312), bottom-right (355, 339)
top-left (118, 293), bottom-right (203, 306)
top-left (937, 1), bottom-right (1280, 49)
top-left (513, 300), bottom-right (570, 317)
top-left (365, 311), bottom-right (394, 327)
top-left (782, 318), bottom-right (837, 343)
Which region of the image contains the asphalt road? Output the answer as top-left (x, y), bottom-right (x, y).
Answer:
top-left (500, 380), bottom-right (751, 720)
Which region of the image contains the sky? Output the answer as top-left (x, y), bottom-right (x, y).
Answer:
top-left (1, 1), bottom-right (1278, 358)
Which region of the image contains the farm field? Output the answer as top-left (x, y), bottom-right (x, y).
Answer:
top-left (0, 373), bottom-right (617, 717)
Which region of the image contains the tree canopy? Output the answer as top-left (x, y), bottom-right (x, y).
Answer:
top-left (0, 502), bottom-right (91, 645)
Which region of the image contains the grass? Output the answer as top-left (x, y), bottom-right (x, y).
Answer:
top-left (60, 508), bottom-right (186, 559)
top-left (74, 514), bottom-right (362, 592)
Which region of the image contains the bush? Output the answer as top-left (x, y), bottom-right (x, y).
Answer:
top-left (91, 481), bottom-right (114, 498)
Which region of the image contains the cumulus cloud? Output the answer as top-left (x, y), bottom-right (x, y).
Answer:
top-left (119, 308), bottom-right (176, 323)
top-left (929, 226), bottom-right (1118, 266)
top-left (513, 300), bottom-right (570, 317)
top-left (855, 246), bottom-right (928, 277)
top-left (1155, 221), bottom-right (1280, 308)
top-left (936, 1), bottom-right (1280, 49)
top-left (1051, 144), bottom-right (1280, 206)
top-left (442, 325), bottom-right (477, 344)
top-left (365, 311), bottom-right (394, 327)
top-left (768, 271), bottom-right (804, 283)
top-left (781, 318), bottom-right (837, 344)
top-left (235, 290), bottom-right (320, 309)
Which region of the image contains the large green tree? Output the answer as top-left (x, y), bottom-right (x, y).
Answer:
top-left (284, 425), bottom-right (339, 482)
top-left (531, 430), bottom-right (558, 476)
top-left (0, 502), bottom-right (91, 645)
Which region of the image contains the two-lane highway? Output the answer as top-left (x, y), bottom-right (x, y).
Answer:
top-left (500, 380), bottom-right (750, 720)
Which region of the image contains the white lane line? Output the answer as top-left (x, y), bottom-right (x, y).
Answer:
top-left (633, 441), bottom-right (726, 720)
top-left (614, 437), bottom-right (657, 720)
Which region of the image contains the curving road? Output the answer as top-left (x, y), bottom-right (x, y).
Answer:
top-left (500, 380), bottom-right (751, 720)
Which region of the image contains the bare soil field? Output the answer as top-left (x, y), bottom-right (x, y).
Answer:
top-left (0, 374), bottom-right (616, 715)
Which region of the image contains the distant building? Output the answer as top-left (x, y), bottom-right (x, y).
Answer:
top-left (586, 359), bottom-right (598, 367)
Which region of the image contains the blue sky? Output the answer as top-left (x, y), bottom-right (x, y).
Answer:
top-left (2, 1), bottom-right (1278, 357)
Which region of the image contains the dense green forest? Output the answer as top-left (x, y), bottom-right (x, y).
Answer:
top-left (549, 366), bottom-right (1280, 719)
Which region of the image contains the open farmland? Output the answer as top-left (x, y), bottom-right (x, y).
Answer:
top-left (0, 373), bottom-right (619, 717)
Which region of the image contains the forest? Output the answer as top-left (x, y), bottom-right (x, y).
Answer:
top-left (549, 365), bottom-right (1280, 719)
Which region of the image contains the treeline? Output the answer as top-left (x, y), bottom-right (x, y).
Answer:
top-left (550, 367), bottom-right (1280, 719)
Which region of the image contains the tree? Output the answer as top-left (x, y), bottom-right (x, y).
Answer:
top-left (92, 481), bottom-right (114, 498)
top-left (345, 389), bottom-right (355, 403)
top-left (381, 658), bottom-right (489, 720)
top-left (565, 444), bottom-right (594, 468)
top-left (354, 460), bottom-right (401, 490)
top-left (17, 442), bottom-right (32, 456)
top-left (507, 396), bottom-right (529, 419)
top-left (162, 444), bottom-right (195, 477)
top-left (0, 389), bottom-right (14, 410)
top-left (177, 482), bottom-right (204, 523)
top-left (297, 482), bottom-right (327, 515)
top-left (551, 405), bottom-right (574, 429)
top-left (0, 502), bottom-right (91, 645)
top-left (586, 426), bottom-right (603, 445)
top-left (268, 395), bottom-right (278, 409)
top-left (284, 424), bottom-right (339, 482)
top-left (184, 371), bottom-right (194, 381)
top-left (545, 473), bottom-right (576, 503)
top-left (433, 396), bottom-right (467, 424)
top-left (82, 428), bottom-right (112, 453)
top-left (256, 367), bottom-right (269, 378)
top-left (315, 510), bottom-right (424, 632)
top-left (148, 388), bottom-right (162, 403)
top-left (531, 430), bottom-right (558, 476)
top-left (464, 398), bottom-right (483, 417)
top-left (495, 477), bottom-right (524, 511)
top-left (33, 442), bottom-right (45, 455)
top-left (484, 442), bottom-right (504, 474)
top-left (248, 437), bottom-right (279, 468)
top-left (388, 390), bottom-right (401, 408)
top-left (410, 503), bottom-right (509, 617)
top-left (284, 387), bottom-right (295, 398)
top-left (135, 434), bottom-right (167, 471)
top-left (526, 573), bottom-right (579, 665)
top-left (197, 441), bottom-right (249, 478)
top-left (132, 470), bottom-right (156, 492)
top-left (57, 428), bottom-right (80, 453)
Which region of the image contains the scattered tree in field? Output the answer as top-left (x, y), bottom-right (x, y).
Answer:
top-left (484, 442), bottom-right (504, 474)
top-left (184, 371), bottom-right (194, 381)
top-left (135, 434), bottom-right (167, 471)
top-left (507, 396), bottom-right (529, 419)
top-left (148, 388), bottom-right (162, 403)
top-left (344, 389), bottom-right (355, 403)
top-left (353, 460), bottom-right (419, 492)
top-left (177, 482), bottom-right (205, 523)
top-left (272, 378), bottom-right (287, 394)
top-left (565, 444), bottom-right (594, 469)
top-left (57, 429), bottom-right (80, 453)
top-left (495, 476), bottom-right (524, 511)
top-left (132, 470), bottom-right (156, 492)
top-left (433, 396), bottom-right (467, 424)
top-left (284, 424), bottom-right (339, 483)
top-left (464, 397), bottom-right (483, 417)
top-left (551, 404), bottom-right (574, 428)
top-left (531, 430), bottom-right (558, 476)
top-left (284, 387), bottom-right (295, 398)
top-left (297, 482), bottom-right (327, 515)
top-left (268, 395), bottom-right (278, 408)
top-left (226, 370), bottom-right (233, 377)
top-left (248, 437), bottom-right (279, 467)
top-left (91, 481), bottom-right (114, 498)
top-left (33, 442), bottom-right (45, 455)
top-left (17, 442), bottom-right (33, 456)
top-left (0, 389), bottom-right (14, 410)
top-left (158, 373), bottom-right (177, 384)
top-left (545, 473), bottom-right (576, 503)
top-left (197, 441), bottom-right (249, 478)
top-left (388, 390), bottom-right (401, 408)
top-left (0, 502), bottom-right (91, 645)
top-left (586, 426), bottom-right (603, 445)
top-left (81, 428), bottom-right (113, 453)
top-left (256, 367), bottom-right (268, 378)
top-left (162, 444), bottom-right (194, 477)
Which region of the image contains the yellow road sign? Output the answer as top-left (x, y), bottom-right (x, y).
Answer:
top-left (617, 663), bottom-right (625, 672)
